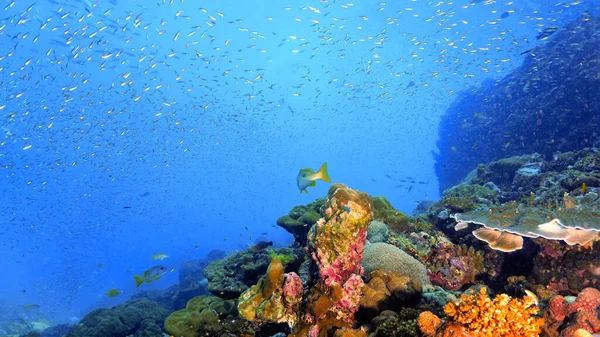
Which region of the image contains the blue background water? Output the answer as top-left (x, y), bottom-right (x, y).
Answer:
top-left (0, 0), bottom-right (596, 324)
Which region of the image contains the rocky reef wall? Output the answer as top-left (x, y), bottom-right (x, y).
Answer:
top-left (435, 13), bottom-right (600, 193)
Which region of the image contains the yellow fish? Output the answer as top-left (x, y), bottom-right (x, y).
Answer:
top-left (297, 162), bottom-right (331, 194)
top-left (134, 266), bottom-right (168, 288)
top-left (106, 289), bottom-right (121, 298)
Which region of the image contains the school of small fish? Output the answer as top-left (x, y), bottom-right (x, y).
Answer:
top-left (0, 0), bottom-right (594, 315)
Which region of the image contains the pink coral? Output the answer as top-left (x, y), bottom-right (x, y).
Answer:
top-left (425, 241), bottom-right (484, 290)
top-left (560, 311), bottom-right (600, 337)
top-left (331, 274), bottom-right (364, 323)
top-left (283, 272), bottom-right (303, 307)
top-left (549, 288), bottom-right (600, 323)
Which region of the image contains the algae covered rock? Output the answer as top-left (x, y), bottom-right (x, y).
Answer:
top-left (276, 198), bottom-right (325, 244)
top-left (204, 247), bottom-right (301, 299)
top-left (372, 196), bottom-right (410, 233)
top-left (68, 298), bottom-right (169, 337)
top-left (440, 183), bottom-right (496, 213)
top-left (435, 13), bottom-right (600, 192)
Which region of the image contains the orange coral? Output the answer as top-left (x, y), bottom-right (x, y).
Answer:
top-left (417, 311), bottom-right (441, 337)
top-left (443, 287), bottom-right (543, 337)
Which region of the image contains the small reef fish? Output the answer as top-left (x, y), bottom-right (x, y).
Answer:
top-left (536, 26), bottom-right (559, 40)
top-left (134, 266), bottom-right (168, 287)
top-left (297, 162), bottom-right (331, 194)
top-left (23, 304), bottom-right (40, 310)
top-left (106, 288), bottom-right (121, 298)
top-left (151, 253), bottom-right (169, 260)
top-left (249, 241), bottom-right (273, 252)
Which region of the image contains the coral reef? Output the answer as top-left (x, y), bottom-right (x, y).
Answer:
top-left (276, 198), bottom-right (325, 244)
top-left (545, 287), bottom-right (600, 337)
top-left (435, 13), bottom-right (600, 192)
top-left (358, 269), bottom-right (421, 319)
top-left (424, 241), bottom-right (485, 291)
top-left (454, 192), bottom-right (600, 252)
top-left (417, 311), bottom-right (441, 337)
top-left (372, 196), bottom-right (410, 232)
top-left (67, 298), bottom-right (169, 337)
top-left (368, 308), bottom-right (422, 337)
top-left (204, 247), bottom-right (301, 299)
top-left (238, 257), bottom-right (303, 327)
top-left (531, 238), bottom-right (600, 294)
top-left (164, 295), bottom-right (248, 337)
top-left (292, 184), bottom-right (373, 336)
top-left (366, 220), bottom-right (389, 243)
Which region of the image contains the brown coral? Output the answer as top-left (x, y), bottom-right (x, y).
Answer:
top-left (443, 287), bottom-right (543, 337)
top-left (359, 270), bottom-right (421, 318)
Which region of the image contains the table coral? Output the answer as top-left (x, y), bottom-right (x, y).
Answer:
top-left (443, 287), bottom-right (543, 337)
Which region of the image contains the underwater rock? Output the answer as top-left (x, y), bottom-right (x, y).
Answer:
top-left (204, 247), bottom-right (301, 299)
top-left (435, 14), bottom-right (600, 192)
top-left (132, 282), bottom-right (209, 311)
top-left (276, 198), bottom-right (325, 245)
top-left (372, 196), bottom-right (411, 233)
top-left (39, 324), bottom-right (72, 337)
top-left (179, 254), bottom-right (221, 290)
top-left (368, 308), bottom-right (421, 337)
top-left (67, 298), bottom-right (169, 337)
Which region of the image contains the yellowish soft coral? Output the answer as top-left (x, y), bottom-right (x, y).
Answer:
top-left (443, 287), bottom-right (543, 337)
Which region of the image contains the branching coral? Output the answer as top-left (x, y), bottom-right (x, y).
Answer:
top-left (443, 287), bottom-right (543, 337)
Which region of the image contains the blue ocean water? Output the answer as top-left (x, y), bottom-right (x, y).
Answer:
top-left (0, 0), bottom-right (597, 329)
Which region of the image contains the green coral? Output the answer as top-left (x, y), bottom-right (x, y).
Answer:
top-left (164, 296), bottom-right (248, 337)
top-left (276, 198), bottom-right (325, 244)
top-left (440, 183), bottom-right (496, 212)
top-left (268, 250), bottom-right (296, 266)
top-left (372, 196), bottom-right (410, 233)
top-left (69, 298), bottom-right (169, 337)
